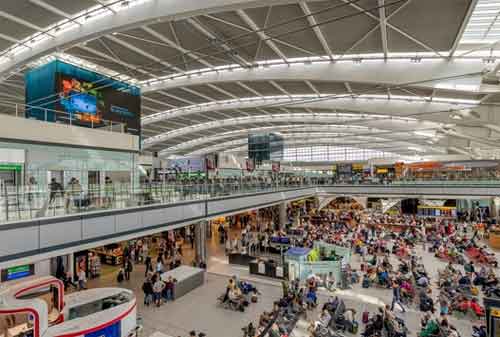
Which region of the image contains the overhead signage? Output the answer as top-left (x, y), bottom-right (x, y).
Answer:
top-left (1, 264), bottom-right (35, 282)
top-left (0, 163), bottom-right (23, 171)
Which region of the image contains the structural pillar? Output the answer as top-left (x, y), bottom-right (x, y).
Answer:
top-left (492, 197), bottom-right (500, 222)
top-left (67, 252), bottom-right (74, 281)
top-left (195, 221), bottom-right (208, 265)
top-left (279, 202), bottom-right (287, 229)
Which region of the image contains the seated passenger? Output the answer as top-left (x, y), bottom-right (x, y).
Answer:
top-left (416, 275), bottom-right (429, 288)
top-left (458, 273), bottom-right (472, 287)
top-left (315, 308), bottom-right (332, 329)
top-left (419, 319), bottom-right (439, 337)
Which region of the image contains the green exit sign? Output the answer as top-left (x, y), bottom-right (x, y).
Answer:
top-left (0, 163), bottom-right (22, 171)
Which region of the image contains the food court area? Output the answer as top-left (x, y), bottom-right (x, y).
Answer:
top-left (4, 194), bottom-right (500, 337)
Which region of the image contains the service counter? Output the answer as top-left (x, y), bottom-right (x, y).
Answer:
top-left (228, 253), bottom-right (254, 266)
top-left (160, 266), bottom-right (205, 299)
top-left (489, 229), bottom-right (500, 249)
top-left (90, 249), bottom-right (123, 266)
top-left (249, 258), bottom-right (285, 279)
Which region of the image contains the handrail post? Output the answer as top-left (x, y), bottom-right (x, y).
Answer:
top-left (44, 109), bottom-right (47, 121)
top-left (15, 104), bottom-right (18, 117)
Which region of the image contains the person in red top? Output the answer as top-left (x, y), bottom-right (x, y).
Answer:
top-left (470, 298), bottom-right (485, 316)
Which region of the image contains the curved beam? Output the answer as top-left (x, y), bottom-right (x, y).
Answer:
top-left (160, 125), bottom-right (374, 155)
top-left (143, 112), bottom-right (439, 148)
top-left (187, 136), bottom-right (436, 156)
top-left (0, 0), bottom-right (318, 77)
top-left (186, 136), bottom-right (436, 156)
top-left (159, 125), bottom-right (435, 155)
top-left (141, 95), bottom-right (477, 126)
top-left (142, 59), bottom-right (490, 93)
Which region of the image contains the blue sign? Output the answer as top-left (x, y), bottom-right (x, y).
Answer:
top-left (84, 321), bottom-right (121, 337)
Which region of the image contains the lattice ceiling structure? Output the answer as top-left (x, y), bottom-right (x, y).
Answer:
top-left (1, 0), bottom-right (500, 160)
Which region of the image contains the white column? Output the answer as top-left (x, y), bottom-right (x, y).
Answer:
top-left (67, 252), bottom-right (74, 280)
top-left (195, 222), bottom-right (208, 264)
top-left (279, 202), bottom-right (287, 229)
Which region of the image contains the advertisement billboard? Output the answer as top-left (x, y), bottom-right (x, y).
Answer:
top-left (55, 73), bottom-right (141, 134)
top-left (25, 60), bottom-right (141, 136)
top-left (167, 157), bottom-right (205, 173)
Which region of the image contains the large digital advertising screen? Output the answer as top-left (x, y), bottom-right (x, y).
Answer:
top-left (55, 73), bottom-right (141, 134)
top-left (25, 60), bottom-right (141, 136)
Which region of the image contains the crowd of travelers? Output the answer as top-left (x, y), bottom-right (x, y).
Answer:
top-left (224, 199), bottom-right (496, 337)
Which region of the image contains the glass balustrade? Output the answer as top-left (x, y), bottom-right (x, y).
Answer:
top-left (1, 178), bottom-right (500, 224)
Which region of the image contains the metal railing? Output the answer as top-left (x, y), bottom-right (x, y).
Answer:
top-left (0, 181), bottom-right (315, 224)
top-left (2, 178), bottom-right (500, 224)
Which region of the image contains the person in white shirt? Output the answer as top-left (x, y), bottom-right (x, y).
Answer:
top-left (78, 269), bottom-right (86, 290)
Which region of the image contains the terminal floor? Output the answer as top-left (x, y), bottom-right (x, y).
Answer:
top-left (83, 232), bottom-right (481, 337)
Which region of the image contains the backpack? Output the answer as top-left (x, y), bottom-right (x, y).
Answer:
top-left (117, 271), bottom-right (124, 283)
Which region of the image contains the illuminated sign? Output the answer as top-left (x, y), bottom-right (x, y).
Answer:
top-left (491, 307), bottom-right (500, 317)
top-left (1, 264), bottom-right (34, 282)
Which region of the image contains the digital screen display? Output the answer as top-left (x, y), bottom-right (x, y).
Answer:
top-left (55, 73), bottom-right (141, 135)
top-left (1, 264), bottom-right (35, 282)
top-left (167, 158), bottom-right (205, 173)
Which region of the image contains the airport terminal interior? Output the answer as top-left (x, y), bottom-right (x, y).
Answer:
top-left (4, 1), bottom-right (500, 337)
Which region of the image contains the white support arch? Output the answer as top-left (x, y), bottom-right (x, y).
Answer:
top-left (143, 112), bottom-right (440, 148)
top-left (159, 125), bottom-right (435, 156)
top-left (0, 0), bottom-right (326, 77)
top-left (141, 59), bottom-right (491, 93)
top-left (141, 94), bottom-right (481, 126)
top-left (173, 135), bottom-right (429, 156)
top-left (187, 137), bottom-right (427, 156)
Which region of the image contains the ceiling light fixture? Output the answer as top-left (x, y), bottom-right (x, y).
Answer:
top-left (483, 57), bottom-right (496, 64)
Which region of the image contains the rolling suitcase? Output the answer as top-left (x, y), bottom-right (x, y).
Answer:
top-left (362, 311), bottom-right (369, 324)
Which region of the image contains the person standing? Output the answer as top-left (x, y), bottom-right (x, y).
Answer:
top-left (142, 277), bottom-right (154, 306)
top-left (78, 268), bottom-right (87, 290)
top-left (152, 276), bottom-right (165, 307)
top-left (124, 259), bottom-right (133, 281)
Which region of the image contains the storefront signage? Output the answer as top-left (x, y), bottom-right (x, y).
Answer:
top-left (352, 163), bottom-right (364, 172)
top-left (338, 164), bottom-right (352, 174)
top-left (0, 163), bottom-right (22, 171)
top-left (491, 307), bottom-right (500, 318)
top-left (376, 168), bottom-right (389, 174)
top-left (1, 264), bottom-right (35, 282)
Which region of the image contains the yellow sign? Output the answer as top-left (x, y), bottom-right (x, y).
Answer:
top-left (352, 164), bottom-right (364, 171)
top-left (377, 168), bottom-right (389, 174)
top-left (491, 307), bottom-right (500, 317)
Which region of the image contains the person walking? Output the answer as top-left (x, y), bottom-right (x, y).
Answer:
top-left (124, 259), bottom-right (133, 281)
top-left (145, 254), bottom-right (152, 276)
top-left (390, 279), bottom-right (406, 313)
